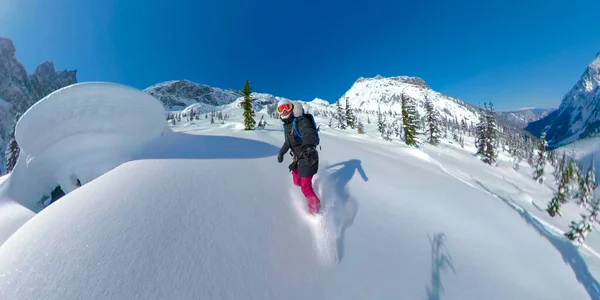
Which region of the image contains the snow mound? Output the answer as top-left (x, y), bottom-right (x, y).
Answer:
top-left (4, 82), bottom-right (167, 212)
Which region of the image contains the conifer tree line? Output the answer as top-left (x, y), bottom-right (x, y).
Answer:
top-left (166, 109), bottom-right (230, 125)
top-left (528, 131), bottom-right (600, 244)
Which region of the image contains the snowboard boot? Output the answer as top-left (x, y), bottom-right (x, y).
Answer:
top-left (307, 196), bottom-right (321, 215)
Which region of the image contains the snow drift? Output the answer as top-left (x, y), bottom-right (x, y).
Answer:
top-left (0, 82), bottom-right (167, 227)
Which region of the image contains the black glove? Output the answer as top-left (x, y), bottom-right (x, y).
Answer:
top-left (277, 152), bottom-right (284, 163)
top-left (288, 161), bottom-right (298, 172)
top-left (302, 145), bottom-right (318, 167)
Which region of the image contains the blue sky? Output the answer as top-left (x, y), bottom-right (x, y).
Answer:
top-left (1, 0), bottom-right (599, 111)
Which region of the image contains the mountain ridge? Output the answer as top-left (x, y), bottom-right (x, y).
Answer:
top-left (0, 37), bottom-right (77, 174)
top-left (495, 107), bottom-right (556, 128)
top-left (525, 51), bottom-right (600, 145)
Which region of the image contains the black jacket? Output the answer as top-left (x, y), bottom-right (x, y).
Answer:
top-left (279, 115), bottom-right (319, 177)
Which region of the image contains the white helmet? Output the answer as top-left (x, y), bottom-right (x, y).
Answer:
top-left (277, 99), bottom-right (293, 120)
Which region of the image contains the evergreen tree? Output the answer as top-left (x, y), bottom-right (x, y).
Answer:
top-left (482, 102), bottom-right (497, 165)
top-left (345, 98), bottom-right (355, 129)
top-left (565, 156), bottom-right (580, 199)
top-left (357, 120), bottom-right (365, 134)
top-left (401, 94), bottom-right (418, 147)
top-left (565, 194), bottom-right (599, 243)
top-left (377, 105), bottom-right (385, 137)
top-left (548, 150), bottom-right (556, 167)
top-left (577, 158), bottom-right (597, 206)
top-left (328, 117), bottom-right (333, 128)
top-left (532, 132), bottom-right (548, 183)
top-left (554, 152), bottom-right (567, 185)
top-left (335, 98), bottom-right (346, 129)
top-left (4, 113), bottom-right (21, 174)
top-left (241, 80), bottom-right (256, 130)
top-left (475, 108), bottom-right (487, 157)
top-left (547, 167), bottom-right (570, 217)
top-left (424, 97), bottom-right (440, 145)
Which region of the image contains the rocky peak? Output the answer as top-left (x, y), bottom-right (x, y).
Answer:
top-left (0, 37), bottom-right (77, 173)
top-left (354, 75), bottom-right (430, 89)
top-left (32, 61), bottom-right (57, 77)
top-left (525, 51), bottom-right (600, 146)
top-left (0, 38), bottom-right (16, 58)
top-left (144, 80), bottom-right (242, 109)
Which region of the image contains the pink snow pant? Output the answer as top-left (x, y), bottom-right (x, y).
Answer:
top-left (292, 168), bottom-right (320, 213)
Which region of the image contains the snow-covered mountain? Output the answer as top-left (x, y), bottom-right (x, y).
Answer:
top-left (496, 107), bottom-right (556, 128)
top-left (0, 37), bottom-right (77, 173)
top-left (144, 80), bottom-right (242, 110)
top-left (340, 75), bottom-right (481, 124)
top-left (0, 82), bottom-right (598, 300)
top-left (526, 51), bottom-right (600, 146)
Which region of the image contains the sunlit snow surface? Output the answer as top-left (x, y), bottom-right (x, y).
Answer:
top-left (0, 83), bottom-right (598, 299)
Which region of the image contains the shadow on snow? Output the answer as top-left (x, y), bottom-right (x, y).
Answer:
top-left (316, 159), bottom-right (368, 262)
top-left (474, 180), bottom-right (600, 300)
top-left (426, 232), bottom-right (456, 300)
top-left (138, 131), bottom-right (279, 160)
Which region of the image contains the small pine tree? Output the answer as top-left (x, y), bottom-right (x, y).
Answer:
top-left (547, 170), bottom-right (569, 217)
top-left (565, 156), bottom-right (580, 199)
top-left (564, 214), bottom-right (591, 243)
top-left (241, 80), bottom-right (256, 130)
top-left (328, 117), bottom-right (333, 128)
top-left (345, 98), bottom-right (355, 129)
top-left (336, 98), bottom-right (346, 129)
top-left (475, 108), bottom-right (487, 157)
top-left (401, 94), bottom-right (418, 146)
top-left (4, 113), bottom-right (21, 173)
top-left (424, 97), bottom-right (440, 145)
top-left (565, 195), bottom-right (599, 243)
top-left (554, 152), bottom-right (567, 185)
top-left (577, 158), bottom-right (597, 206)
top-left (377, 105), bottom-right (385, 137)
top-left (482, 102), bottom-right (497, 165)
top-left (532, 132), bottom-right (548, 183)
top-left (357, 120), bottom-right (365, 134)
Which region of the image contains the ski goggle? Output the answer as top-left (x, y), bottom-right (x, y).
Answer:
top-left (277, 103), bottom-right (292, 114)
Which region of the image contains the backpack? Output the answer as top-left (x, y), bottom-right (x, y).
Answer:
top-left (286, 113), bottom-right (320, 146)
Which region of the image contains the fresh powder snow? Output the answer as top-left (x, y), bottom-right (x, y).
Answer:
top-left (0, 82), bottom-right (598, 300)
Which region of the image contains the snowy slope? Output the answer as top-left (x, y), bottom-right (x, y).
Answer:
top-left (0, 83), bottom-right (598, 299)
top-left (526, 51), bottom-right (600, 146)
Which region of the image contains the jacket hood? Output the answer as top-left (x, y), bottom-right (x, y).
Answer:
top-left (291, 101), bottom-right (304, 117)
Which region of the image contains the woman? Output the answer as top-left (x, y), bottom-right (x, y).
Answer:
top-left (276, 99), bottom-right (321, 214)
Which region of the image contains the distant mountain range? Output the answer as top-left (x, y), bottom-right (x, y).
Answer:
top-left (495, 108), bottom-right (556, 129)
top-left (148, 74), bottom-right (485, 128)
